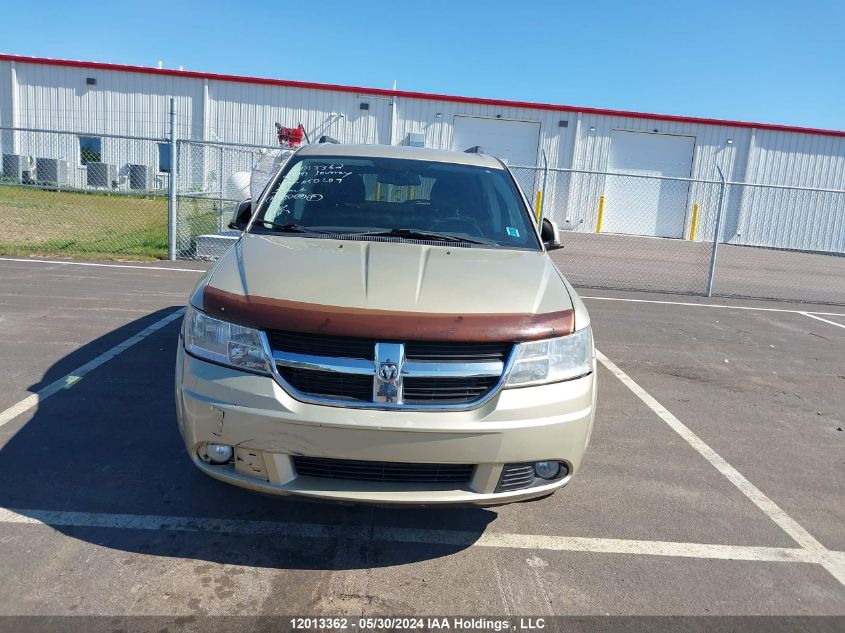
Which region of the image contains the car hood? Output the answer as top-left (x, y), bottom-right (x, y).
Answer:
top-left (197, 234), bottom-right (574, 341)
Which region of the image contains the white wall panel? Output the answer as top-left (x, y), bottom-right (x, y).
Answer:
top-left (14, 62), bottom-right (202, 139)
top-left (735, 130), bottom-right (845, 252)
top-left (207, 81), bottom-right (388, 146)
top-left (0, 61), bottom-right (12, 128)
top-left (563, 113), bottom-right (754, 240)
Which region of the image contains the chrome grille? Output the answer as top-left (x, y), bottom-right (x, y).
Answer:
top-left (268, 330), bottom-right (511, 409)
top-left (292, 456), bottom-right (475, 483)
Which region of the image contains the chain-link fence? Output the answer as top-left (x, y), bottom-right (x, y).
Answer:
top-left (710, 183), bottom-right (845, 304)
top-left (172, 139), bottom-right (293, 259)
top-left (0, 126), bottom-right (169, 259)
top-left (511, 166), bottom-right (845, 305)
top-left (1, 123), bottom-right (843, 305)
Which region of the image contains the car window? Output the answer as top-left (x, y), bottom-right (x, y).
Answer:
top-left (254, 155), bottom-right (540, 250)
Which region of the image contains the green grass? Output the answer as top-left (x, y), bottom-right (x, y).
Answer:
top-left (0, 185), bottom-right (224, 260)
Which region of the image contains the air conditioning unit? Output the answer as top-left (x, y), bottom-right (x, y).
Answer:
top-left (36, 158), bottom-right (70, 186)
top-left (3, 154), bottom-right (36, 183)
top-left (407, 132), bottom-right (425, 147)
top-left (127, 163), bottom-right (153, 190)
top-left (86, 162), bottom-right (118, 188)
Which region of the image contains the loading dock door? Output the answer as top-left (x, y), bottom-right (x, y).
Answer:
top-left (451, 116), bottom-right (541, 166)
top-left (602, 130), bottom-right (695, 238)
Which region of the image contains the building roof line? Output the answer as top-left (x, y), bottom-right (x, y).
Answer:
top-left (2, 53), bottom-right (843, 139)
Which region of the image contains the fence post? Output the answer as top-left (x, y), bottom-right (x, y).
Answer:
top-left (539, 150), bottom-right (549, 223)
top-left (167, 97), bottom-right (177, 261)
top-left (596, 195), bottom-right (605, 233)
top-left (534, 191), bottom-right (543, 222)
top-left (688, 203), bottom-right (700, 241)
top-left (705, 167), bottom-right (727, 296)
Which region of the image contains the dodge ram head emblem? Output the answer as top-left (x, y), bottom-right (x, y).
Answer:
top-left (378, 362), bottom-right (399, 381)
top-left (374, 342), bottom-right (404, 404)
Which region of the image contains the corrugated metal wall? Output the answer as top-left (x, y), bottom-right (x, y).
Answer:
top-left (1, 59), bottom-right (843, 252)
top-left (735, 129), bottom-right (845, 252)
top-left (0, 61), bottom-right (13, 127)
top-left (11, 61), bottom-right (201, 138)
top-left (560, 114), bottom-right (753, 241)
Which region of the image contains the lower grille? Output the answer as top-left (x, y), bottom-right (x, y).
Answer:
top-left (277, 366), bottom-right (372, 401)
top-left (292, 456), bottom-right (475, 484)
top-left (496, 463), bottom-right (537, 492)
top-left (403, 376), bottom-right (500, 404)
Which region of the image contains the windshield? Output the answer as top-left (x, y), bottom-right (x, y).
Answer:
top-left (251, 155), bottom-right (541, 250)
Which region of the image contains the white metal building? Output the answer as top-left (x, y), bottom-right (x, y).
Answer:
top-left (1, 54), bottom-right (844, 252)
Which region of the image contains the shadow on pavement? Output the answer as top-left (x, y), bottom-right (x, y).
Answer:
top-left (0, 308), bottom-right (495, 569)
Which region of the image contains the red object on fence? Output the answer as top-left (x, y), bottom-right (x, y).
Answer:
top-left (277, 124), bottom-right (304, 147)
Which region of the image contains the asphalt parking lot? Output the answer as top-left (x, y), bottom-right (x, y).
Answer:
top-left (0, 256), bottom-right (843, 620)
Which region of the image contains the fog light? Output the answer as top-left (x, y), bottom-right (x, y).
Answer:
top-left (206, 444), bottom-right (233, 464)
top-left (534, 460), bottom-right (561, 480)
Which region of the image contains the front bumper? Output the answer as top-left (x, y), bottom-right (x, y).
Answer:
top-left (176, 346), bottom-right (597, 505)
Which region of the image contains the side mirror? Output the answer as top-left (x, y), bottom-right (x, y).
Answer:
top-left (228, 199), bottom-right (253, 231)
top-left (541, 217), bottom-right (562, 250)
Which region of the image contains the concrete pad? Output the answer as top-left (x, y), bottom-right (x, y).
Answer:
top-left (378, 364), bottom-right (797, 547)
top-left (0, 258), bottom-right (203, 410)
top-left (2, 523), bottom-right (844, 616)
top-left (588, 300), bottom-right (845, 550)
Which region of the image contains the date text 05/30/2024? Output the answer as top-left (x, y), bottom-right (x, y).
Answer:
top-left (289, 617), bottom-right (548, 631)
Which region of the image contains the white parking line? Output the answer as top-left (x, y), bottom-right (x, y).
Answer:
top-left (800, 312), bottom-right (845, 330)
top-left (595, 348), bottom-right (845, 587)
top-left (583, 295), bottom-right (845, 318)
top-left (0, 257), bottom-right (204, 273)
top-left (0, 507), bottom-right (828, 565)
top-left (0, 308), bottom-right (185, 429)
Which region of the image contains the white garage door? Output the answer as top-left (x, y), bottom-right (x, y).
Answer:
top-left (602, 130), bottom-right (695, 238)
top-left (451, 116), bottom-right (541, 166)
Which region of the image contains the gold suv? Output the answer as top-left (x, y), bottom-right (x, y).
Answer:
top-left (176, 143), bottom-right (596, 504)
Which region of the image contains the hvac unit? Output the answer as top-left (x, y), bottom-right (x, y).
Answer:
top-left (407, 132), bottom-right (425, 147)
top-left (3, 154), bottom-right (36, 183)
top-left (127, 164), bottom-right (153, 190)
top-left (86, 162), bottom-right (118, 188)
top-left (36, 158), bottom-right (70, 186)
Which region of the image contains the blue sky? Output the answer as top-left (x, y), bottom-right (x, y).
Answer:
top-left (4, 0), bottom-right (844, 130)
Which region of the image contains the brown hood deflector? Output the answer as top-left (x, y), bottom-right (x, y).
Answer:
top-left (203, 286), bottom-right (574, 342)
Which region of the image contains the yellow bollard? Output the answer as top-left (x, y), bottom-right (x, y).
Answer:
top-left (375, 181), bottom-right (381, 201)
top-left (596, 195), bottom-right (605, 233)
top-left (689, 203), bottom-right (700, 241)
top-left (534, 191), bottom-right (543, 223)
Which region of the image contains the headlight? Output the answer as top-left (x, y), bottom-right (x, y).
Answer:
top-left (184, 305), bottom-right (271, 374)
top-left (505, 326), bottom-right (594, 387)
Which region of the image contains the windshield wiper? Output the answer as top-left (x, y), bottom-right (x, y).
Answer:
top-left (351, 228), bottom-right (493, 245)
top-left (254, 221), bottom-right (320, 234)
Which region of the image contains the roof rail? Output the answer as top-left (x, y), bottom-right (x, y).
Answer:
top-left (463, 145), bottom-right (484, 154)
top-left (318, 135), bottom-right (340, 144)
